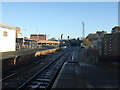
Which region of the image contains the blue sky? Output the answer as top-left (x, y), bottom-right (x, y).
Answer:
top-left (2, 2), bottom-right (118, 39)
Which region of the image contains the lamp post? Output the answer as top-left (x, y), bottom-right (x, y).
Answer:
top-left (61, 34), bottom-right (63, 40)
top-left (68, 36), bottom-right (70, 40)
top-left (37, 28), bottom-right (39, 48)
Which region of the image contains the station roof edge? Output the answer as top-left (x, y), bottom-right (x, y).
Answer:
top-left (0, 22), bottom-right (17, 30)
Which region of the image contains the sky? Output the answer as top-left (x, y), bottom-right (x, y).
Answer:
top-left (2, 2), bottom-right (118, 39)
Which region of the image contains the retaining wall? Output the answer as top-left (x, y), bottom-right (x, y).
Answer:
top-left (2, 48), bottom-right (59, 71)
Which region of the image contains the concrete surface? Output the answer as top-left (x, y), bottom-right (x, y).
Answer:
top-left (53, 62), bottom-right (87, 88)
top-left (53, 47), bottom-right (120, 88)
top-left (53, 62), bottom-right (119, 88)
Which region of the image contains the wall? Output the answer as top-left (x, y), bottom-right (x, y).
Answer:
top-left (102, 33), bottom-right (120, 57)
top-left (2, 48), bottom-right (59, 72)
top-left (16, 27), bottom-right (22, 38)
top-left (0, 27), bottom-right (16, 52)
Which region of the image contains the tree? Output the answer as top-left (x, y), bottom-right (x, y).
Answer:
top-left (72, 38), bottom-right (76, 40)
top-left (83, 38), bottom-right (92, 46)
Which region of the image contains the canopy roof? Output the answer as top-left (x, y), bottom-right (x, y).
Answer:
top-left (38, 40), bottom-right (61, 44)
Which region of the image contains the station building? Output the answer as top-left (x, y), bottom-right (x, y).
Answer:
top-left (30, 34), bottom-right (63, 47)
top-left (38, 40), bottom-right (61, 46)
top-left (0, 23), bottom-right (16, 52)
top-left (23, 38), bottom-right (37, 49)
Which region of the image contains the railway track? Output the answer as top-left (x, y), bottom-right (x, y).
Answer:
top-left (2, 56), bottom-right (45, 81)
top-left (2, 48), bottom-right (60, 79)
top-left (2, 49), bottom-right (66, 81)
top-left (2, 48), bottom-right (71, 89)
top-left (2, 55), bottom-right (46, 80)
top-left (18, 50), bottom-right (71, 89)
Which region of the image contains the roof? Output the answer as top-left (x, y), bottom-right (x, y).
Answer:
top-left (30, 34), bottom-right (46, 36)
top-left (86, 34), bottom-right (99, 39)
top-left (24, 38), bottom-right (37, 41)
top-left (38, 40), bottom-right (60, 44)
top-left (0, 22), bottom-right (16, 30)
top-left (112, 26), bottom-right (120, 30)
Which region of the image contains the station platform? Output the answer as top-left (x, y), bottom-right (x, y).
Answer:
top-left (53, 61), bottom-right (119, 88)
top-left (1, 47), bottom-right (57, 60)
top-left (53, 61), bottom-right (87, 88)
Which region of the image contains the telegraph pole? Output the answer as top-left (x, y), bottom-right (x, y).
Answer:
top-left (37, 28), bottom-right (39, 48)
top-left (82, 21), bottom-right (85, 39)
top-left (37, 28), bottom-right (39, 41)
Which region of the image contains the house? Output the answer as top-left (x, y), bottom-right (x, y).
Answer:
top-left (111, 26), bottom-right (120, 34)
top-left (86, 31), bottom-right (107, 55)
top-left (102, 27), bottom-right (120, 57)
top-left (0, 23), bottom-right (16, 52)
top-left (86, 33), bottom-right (99, 47)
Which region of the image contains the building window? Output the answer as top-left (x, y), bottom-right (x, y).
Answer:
top-left (3, 31), bottom-right (8, 37)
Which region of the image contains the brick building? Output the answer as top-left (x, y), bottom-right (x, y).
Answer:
top-left (16, 27), bottom-right (22, 38)
top-left (30, 34), bottom-right (46, 41)
top-left (102, 34), bottom-right (112, 56)
top-left (102, 26), bottom-right (120, 57)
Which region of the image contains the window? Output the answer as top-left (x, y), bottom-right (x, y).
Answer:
top-left (3, 31), bottom-right (8, 37)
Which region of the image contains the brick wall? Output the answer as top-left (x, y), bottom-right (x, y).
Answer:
top-left (30, 34), bottom-right (46, 40)
top-left (102, 33), bottom-right (120, 57)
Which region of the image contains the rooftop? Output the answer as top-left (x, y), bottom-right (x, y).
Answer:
top-left (112, 26), bottom-right (120, 30)
top-left (0, 22), bottom-right (16, 30)
top-left (86, 33), bottom-right (99, 39)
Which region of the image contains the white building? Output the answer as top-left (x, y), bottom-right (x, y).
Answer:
top-left (0, 23), bottom-right (16, 52)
